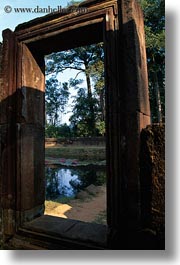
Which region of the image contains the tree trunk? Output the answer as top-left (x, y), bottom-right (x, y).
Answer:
top-left (153, 72), bottom-right (162, 123)
top-left (84, 64), bottom-right (96, 135)
top-left (99, 88), bottom-right (105, 122)
top-left (85, 65), bottom-right (92, 98)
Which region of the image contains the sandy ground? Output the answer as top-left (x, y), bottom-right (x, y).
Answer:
top-left (45, 185), bottom-right (106, 225)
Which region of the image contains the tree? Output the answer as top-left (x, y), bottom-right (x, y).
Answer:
top-left (139, 0), bottom-right (165, 122)
top-left (69, 87), bottom-right (100, 136)
top-left (45, 123), bottom-right (72, 138)
top-left (46, 43), bottom-right (105, 136)
top-left (45, 76), bottom-right (69, 126)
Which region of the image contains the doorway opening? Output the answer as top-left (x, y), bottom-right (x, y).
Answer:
top-left (44, 43), bottom-right (107, 225)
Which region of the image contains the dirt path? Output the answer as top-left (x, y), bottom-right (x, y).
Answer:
top-left (45, 185), bottom-right (106, 225)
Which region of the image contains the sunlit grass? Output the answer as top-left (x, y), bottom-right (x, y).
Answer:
top-left (45, 146), bottom-right (106, 161)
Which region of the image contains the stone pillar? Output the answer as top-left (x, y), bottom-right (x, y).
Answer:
top-left (0, 41), bottom-right (2, 244)
top-left (0, 30), bottom-right (17, 241)
top-left (120, 0), bottom-right (151, 228)
top-left (106, 0), bottom-right (151, 248)
top-left (0, 31), bottom-right (45, 244)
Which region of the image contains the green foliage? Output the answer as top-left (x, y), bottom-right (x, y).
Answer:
top-left (45, 76), bottom-right (69, 126)
top-left (69, 88), bottom-right (99, 136)
top-left (139, 0), bottom-right (165, 122)
top-left (45, 44), bottom-right (103, 78)
top-left (45, 124), bottom-right (59, 138)
top-left (96, 121), bottom-right (106, 136)
top-left (46, 43), bottom-right (105, 137)
top-left (45, 123), bottom-right (72, 138)
top-left (57, 123), bottom-right (72, 137)
top-left (67, 0), bottom-right (83, 7)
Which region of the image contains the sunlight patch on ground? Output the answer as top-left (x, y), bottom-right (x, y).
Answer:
top-left (45, 200), bottom-right (72, 218)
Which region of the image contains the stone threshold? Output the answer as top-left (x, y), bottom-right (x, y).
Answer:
top-left (18, 214), bottom-right (107, 249)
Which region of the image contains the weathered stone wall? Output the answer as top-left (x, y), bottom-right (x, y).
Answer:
top-left (0, 42), bottom-right (3, 98)
top-left (140, 124), bottom-right (165, 242)
top-left (0, 42), bottom-right (2, 72)
top-left (0, 42), bottom-right (2, 246)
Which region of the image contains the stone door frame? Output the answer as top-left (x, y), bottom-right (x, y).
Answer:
top-left (0, 0), bottom-right (151, 249)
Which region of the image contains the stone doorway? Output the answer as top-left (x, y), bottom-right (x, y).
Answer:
top-left (0, 0), bottom-right (150, 249)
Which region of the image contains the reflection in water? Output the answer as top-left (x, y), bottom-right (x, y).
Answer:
top-left (45, 166), bottom-right (106, 200)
